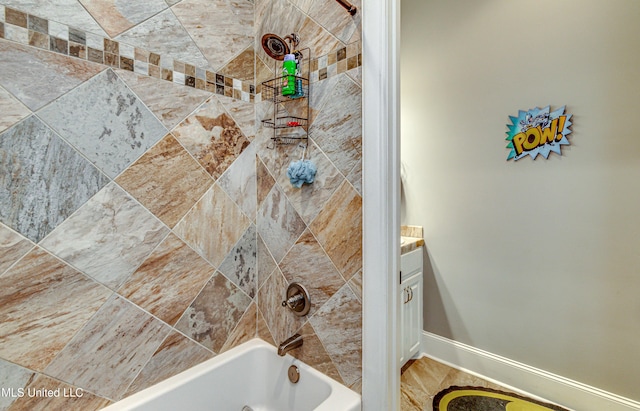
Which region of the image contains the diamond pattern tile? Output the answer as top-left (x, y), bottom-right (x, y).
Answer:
top-left (115, 134), bottom-right (213, 228)
top-left (0, 247), bottom-right (111, 372)
top-left (44, 294), bottom-right (170, 400)
top-left (37, 69), bottom-right (168, 179)
top-left (257, 184), bottom-right (306, 264)
top-left (117, 233), bottom-right (215, 326)
top-left (172, 95), bottom-right (251, 181)
top-left (218, 224), bottom-right (257, 298)
top-left (0, 223), bottom-right (33, 276)
top-left (174, 184), bottom-right (250, 267)
top-left (174, 272), bottom-right (252, 353)
top-left (79, 0), bottom-right (169, 38)
top-left (40, 182), bottom-right (169, 289)
top-left (0, 115), bottom-right (109, 243)
top-left (0, 85), bottom-right (30, 133)
top-left (309, 180), bottom-right (362, 280)
top-left (0, 39), bottom-right (103, 111)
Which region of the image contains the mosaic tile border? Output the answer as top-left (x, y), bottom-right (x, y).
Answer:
top-left (310, 41), bottom-right (362, 84)
top-left (0, 5), bottom-right (254, 102)
top-left (0, 5), bottom-right (362, 104)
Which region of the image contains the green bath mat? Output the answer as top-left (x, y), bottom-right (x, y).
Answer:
top-left (433, 386), bottom-right (570, 411)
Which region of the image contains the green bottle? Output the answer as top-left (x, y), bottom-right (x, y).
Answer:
top-left (282, 54), bottom-right (297, 96)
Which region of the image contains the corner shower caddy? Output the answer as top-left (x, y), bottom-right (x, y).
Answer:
top-left (261, 47), bottom-right (310, 146)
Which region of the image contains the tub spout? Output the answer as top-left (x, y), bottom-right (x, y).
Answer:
top-left (277, 333), bottom-right (303, 356)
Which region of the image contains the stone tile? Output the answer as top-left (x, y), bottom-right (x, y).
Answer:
top-left (0, 116), bottom-right (109, 243)
top-left (277, 139), bottom-right (345, 224)
top-left (79, 0), bottom-right (169, 38)
top-left (217, 94), bottom-right (256, 141)
top-left (3, 23), bottom-right (27, 44)
top-left (124, 331), bottom-right (213, 396)
top-left (40, 183), bottom-right (169, 290)
top-left (220, 302), bottom-right (257, 353)
top-left (350, 378), bottom-right (362, 395)
top-left (217, 45), bottom-right (255, 82)
top-left (346, 66), bottom-right (362, 87)
top-left (307, 0), bottom-right (361, 44)
top-left (217, 142), bottom-right (257, 220)
top-left (310, 74), bottom-right (362, 176)
top-left (0, 0), bottom-right (107, 37)
top-left (310, 181), bottom-right (362, 280)
top-left (297, 16), bottom-right (346, 60)
top-left (0, 85), bottom-right (30, 133)
top-left (0, 39), bottom-right (104, 111)
top-left (9, 374), bottom-right (112, 410)
top-left (348, 269), bottom-right (362, 303)
top-left (5, 8), bottom-right (27, 27)
top-left (118, 233), bottom-right (215, 326)
top-left (295, 322), bottom-right (344, 384)
top-left (0, 247), bottom-right (111, 371)
top-left (115, 69), bottom-right (211, 131)
top-left (255, 55), bottom-right (273, 87)
top-left (172, 0), bottom-right (253, 72)
top-left (400, 356), bottom-right (454, 411)
top-left (280, 229), bottom-right (345, 315)
top-left (345, 158), bottom-right (362, 196)
top-left (401, 387), bottom-right (425, 411)
top-left (44, 295), bottom-right (170, 401)
top-left (174, 184), bottom-right (250, 268)
top-left (256, 185), bottom-right (306, 263)
top-left (115, 9), bottom-right (208, 69)
top-left (175, 272), bottom-right (252, 353)
top-left (256, 305), bottom-right (275, 346)
top-left (37, 69), bottom-right (167, 179)
top-left (218, 224), bottom-right (257, 298)
top-left (0, 358), bottom-right (35, 411)
top-left (256, 233), bottom-right (276, 290)
top-left (288, 0), bottom-right (313, 13)
top-left (310, 284), bottom-right (362, 386)
top-left (256, 155), bottom-right (275, 209)
top-left (257, 267), bottom-right (305, 344)
top-left (115, 134), bottom-right (213, 228)
top-left (0, 224), bottom-right (32, 276)
top-left (172, 96), bottom-right (251, 181)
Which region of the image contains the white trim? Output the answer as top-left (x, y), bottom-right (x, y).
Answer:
top-left (421, 331), bottom-right (640, 411)
top-left (362, 0), bottom-right (401, 409)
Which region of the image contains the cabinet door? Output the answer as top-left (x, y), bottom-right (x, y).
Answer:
top-left (404, 272), bottom-right (423, 359)
top-left (399, 285), bottom-right (411, 365)
top-left (399, 247), bottom-right (424, 367)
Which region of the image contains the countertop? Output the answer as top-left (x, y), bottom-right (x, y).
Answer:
top-left (401, 236), bottom-right (424, 255)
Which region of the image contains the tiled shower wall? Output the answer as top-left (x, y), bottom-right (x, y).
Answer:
top-left (0, 0), bottom-right (362, 409)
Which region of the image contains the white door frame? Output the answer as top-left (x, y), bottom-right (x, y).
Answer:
top-left (362, 0), bottom-right (401, 409)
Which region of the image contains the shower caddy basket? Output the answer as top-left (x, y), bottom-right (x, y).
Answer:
top-left (261, 47), bottom-right (310, 145)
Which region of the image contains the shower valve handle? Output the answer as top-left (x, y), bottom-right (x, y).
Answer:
top-left (281, 283), bottom-right (311, 316)
top-left (282, 293), bottom-right (304, 309)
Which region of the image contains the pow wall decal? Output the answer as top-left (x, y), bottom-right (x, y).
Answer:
top-left (506, 106), bottom-right (572, 161)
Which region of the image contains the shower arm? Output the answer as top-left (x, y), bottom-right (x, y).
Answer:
top-left (335, 0), bottom-right (357, 16)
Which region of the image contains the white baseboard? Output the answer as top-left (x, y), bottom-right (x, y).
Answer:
top-left (421, 331), bottom-right (640, 411)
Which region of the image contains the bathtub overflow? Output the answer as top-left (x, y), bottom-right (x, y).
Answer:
top-left (288, 365), bottom-right (300, 383)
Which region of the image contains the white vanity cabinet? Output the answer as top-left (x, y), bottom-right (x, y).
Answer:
top-left (399, 246), bottom-right (423, 367)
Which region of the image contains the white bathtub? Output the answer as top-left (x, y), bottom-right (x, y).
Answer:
top-left (102, 338), bottom-right (361, 411)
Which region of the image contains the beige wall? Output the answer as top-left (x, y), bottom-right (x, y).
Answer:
top-left (401, 0), bottom-right (640, 401)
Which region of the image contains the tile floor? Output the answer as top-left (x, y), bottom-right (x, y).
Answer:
top-left (401, 356), bottom-right (516, 411)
